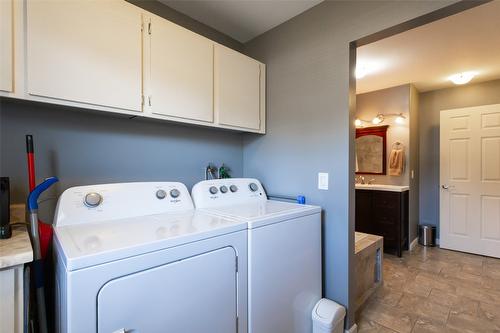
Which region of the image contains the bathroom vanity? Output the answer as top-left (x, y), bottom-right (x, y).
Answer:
top-left (355, 184), bottom-right (409, 257)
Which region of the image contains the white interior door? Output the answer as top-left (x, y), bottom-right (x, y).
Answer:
top-left (148, 16), bottom-right (214, 122)
top-left (0, 0), bottom-right (13, 92)
top-left (98, 247), bottom-right (237, 333)
top-left (26, 0), bottom-right (143, 111)
top-left (440, 104), bottom-right (500, 258)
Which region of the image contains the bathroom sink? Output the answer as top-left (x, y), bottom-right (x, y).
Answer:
top-left (355, 184), bottom-right (409, 192)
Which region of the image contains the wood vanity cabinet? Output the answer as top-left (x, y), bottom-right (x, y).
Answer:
top-left (355, 189), bottom-right (409, 257)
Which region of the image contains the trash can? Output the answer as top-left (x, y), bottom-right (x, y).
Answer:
top-left (312, 298), bottom-right (346, 333)
top-left (418, 224), bottom-right (436, 247)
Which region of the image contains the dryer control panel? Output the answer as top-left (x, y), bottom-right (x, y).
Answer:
top-left (191, 178), bottom-right (267, 208)
top-left (54, 182), bottom-right (194, 226)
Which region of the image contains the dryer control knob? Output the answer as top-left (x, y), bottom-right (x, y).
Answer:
top-left (170, 189), bottom-right (181, 198)
top-left (220, 185), bottom-right (228, 193)
top-left (209, 186), bottom-right (218, 195)
top-left (84, 192), bottom-right (102, 207)
top-left (230, 185), bottom-right (238, 193)
top-left (249, 183), bottom-right (259, 192)
top-left (156, 189), bottom-right (167, 199)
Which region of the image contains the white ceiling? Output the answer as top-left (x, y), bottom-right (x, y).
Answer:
top-left (159, 0), bottom-right (323, 43)
top-left (357, 1), bottom-right (500, 94)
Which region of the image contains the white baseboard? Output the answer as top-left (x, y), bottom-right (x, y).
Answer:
top-left (409, 237), bottom-right (419, 251)
top-left (345, 323), bottom-right (358, 333)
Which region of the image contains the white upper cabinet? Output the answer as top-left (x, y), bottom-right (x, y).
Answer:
top-left (147, 16), bottom-right (214, 123)
top-left (0, 0), bottom-right (13, 92)
top-left (215, 45), bottom-right (263, 131)
top-left (26, 0), bottom-right (143, 112)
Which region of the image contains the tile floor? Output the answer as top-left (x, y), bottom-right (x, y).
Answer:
top-left (356, 245), bottom-right (500, 333)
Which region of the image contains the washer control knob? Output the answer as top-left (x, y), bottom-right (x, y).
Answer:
top-left (84, 192), bottom-right (102, 207)
top-left (230, 185), bottom-right (238, 193)
top-left (209, 186), bottom-right (218, 195)
top-left (170, 189), bottom-right (181, 198)
top-left (220, 185), bottom-right (228, 194)
top-left (156, 189), bottom-right (167, 199)
top-left (249, 183), bottom-right (259, 192)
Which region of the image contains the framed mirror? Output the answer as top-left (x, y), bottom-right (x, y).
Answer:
top-left (355, 125), bottom-right (388, 175)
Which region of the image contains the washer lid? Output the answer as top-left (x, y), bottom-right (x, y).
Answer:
top-left (201, 200), bottom-right (321, 228)
top-left (54, 210), bottom-right (246, 271)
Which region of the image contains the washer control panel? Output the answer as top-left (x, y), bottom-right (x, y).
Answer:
top-left (191, 178), bottom-right (267, 208)
top-left (54, 182), bottom-right (193, 227)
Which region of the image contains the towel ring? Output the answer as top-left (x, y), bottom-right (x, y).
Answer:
top-left (392, 141), bottom-right (404, 149)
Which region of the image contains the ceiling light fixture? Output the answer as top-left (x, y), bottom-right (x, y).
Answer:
top-left (448, 71), bottom-right (477, 85)
top-left (355, 66), bottom-right (368, 79)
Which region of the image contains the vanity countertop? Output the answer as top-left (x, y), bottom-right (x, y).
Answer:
top-left (355, 184), bottom-right (409, 192)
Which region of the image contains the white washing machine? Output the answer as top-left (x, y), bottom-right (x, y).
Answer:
top-left (191, 178), bottom-right (322, 333)
top-left (53, 182), bottom-right (248, 333)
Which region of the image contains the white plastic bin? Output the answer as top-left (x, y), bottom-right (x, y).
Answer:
top-left (312, 298), bottom-right (346, 333)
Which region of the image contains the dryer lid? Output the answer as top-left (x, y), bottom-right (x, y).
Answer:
top-left (54, 211), bottom-right (246, 271)
top-left (201, 200), bottom-right (321, 228)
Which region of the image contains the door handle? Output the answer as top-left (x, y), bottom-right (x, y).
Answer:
top-left (442, 185), bottom-right (455, 190)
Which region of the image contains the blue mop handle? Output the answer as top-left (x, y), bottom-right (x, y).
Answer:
top-left (27, 177), bottom-right (58, 211)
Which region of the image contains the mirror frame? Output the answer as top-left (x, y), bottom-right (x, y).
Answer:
top-left (355, 125), bottom-right (389, 175)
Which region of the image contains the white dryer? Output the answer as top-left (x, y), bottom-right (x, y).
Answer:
top-left (53, 182), bottom-right (248, 333)
top-left (191, 178), bottom-right (322, 333)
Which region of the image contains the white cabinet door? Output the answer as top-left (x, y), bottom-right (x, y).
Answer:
top-left (215, 45), bottom-right (262, 131)
top-left (440, 104), bottom-right (500, 258)
top-left (0, 0), bottom-right (13, 92)
top-left (26, 0), bottom-right (143, 112)
top-left (147, 16), bottom-right (214, 123)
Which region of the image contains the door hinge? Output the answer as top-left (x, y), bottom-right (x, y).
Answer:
top-left (235, 256), bottom-right (238, 272)
top-left (148, 96), bottom-right (152, 107)
top-left (148, 22), bottom-right (152, 35)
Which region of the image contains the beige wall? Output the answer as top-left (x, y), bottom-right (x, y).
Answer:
top-left (419, 78), bottom-right (500, 235)
top-left (356, 84), bottom-right (411, 186)
top-left (409, 85), bottom-right (420, 243)
top-left (356, 84), bottom-right (420, 244)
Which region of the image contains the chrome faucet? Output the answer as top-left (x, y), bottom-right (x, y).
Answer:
top-left (355, 176), bottom-right (365, 184)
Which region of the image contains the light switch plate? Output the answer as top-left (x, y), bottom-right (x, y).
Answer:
top-left (318, 172), bottom-right (329, 190)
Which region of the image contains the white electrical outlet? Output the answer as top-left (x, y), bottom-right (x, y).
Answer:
top-left (318, 172), bottom-right (329, 190)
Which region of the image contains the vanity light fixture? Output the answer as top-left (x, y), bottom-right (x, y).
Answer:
top-left (372, 114), bottom-right (384, 125)
top-left (448, 71), bottom-right (477, 85)
top-left (395, 113), bottom-right (406, 124)
top-left (354, 113), bottom-right (405, 127)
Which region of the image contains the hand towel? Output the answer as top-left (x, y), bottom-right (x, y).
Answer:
top-left (389, 148), bottom-right (405, 176)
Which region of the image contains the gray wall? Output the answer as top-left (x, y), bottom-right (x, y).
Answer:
top-left (242, 0), bottom-right (454, 327)
top-left (356, 84), bottom-right (410, 186)
top-left (0, 101), bottom-right (243, 224)
top-left (419, 78), bottom-right (500, 235)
